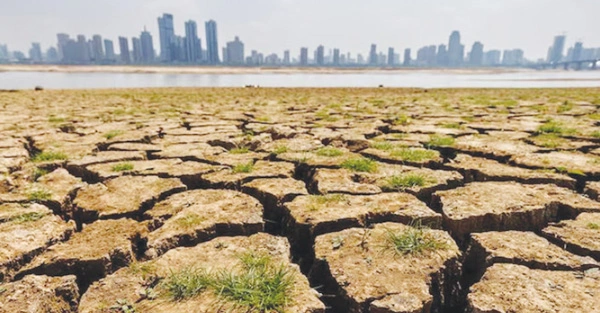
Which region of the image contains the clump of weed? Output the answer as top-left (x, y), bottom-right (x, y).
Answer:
top-left (383, 174), bottom-right (433, 191)
top-left (590, 131), bottom-right (600, 139)
top-left (441, 122), bottom-right (462, 129)
top-left (232, 162), bottom-right (254, 174)
top-left (308, 194), bottom-right (347, 211)
top-left (48, 116), bottom-right (66, 123)
top-left (31, 151), bottom-right (68, 163)
top-left (273, 145), bottom-right (288, 155)
top-left (111, 163), bottom-right (134, 172)
top-left (27, 189), bottom-right (52, 202)
top-left (393, 114), bottom-right (411, 125)
top-left (341, 158), bottom-right (378, 173)
top-left (315, 146), bottom-right (343, 157)
top-left (557, 101), bottom-right (573, 113)
top-left (175, 214), bottom-right (206, 228)
top-left (9, 211), bottom-right (47, 223)
top-left (530, 133), bottom-right (566, 148)
top-left (587, 223), bottom-right (599, 230)
top-left (370, 141), bottom-right (395, 151)
top-left (390, 148), bottom-right (438, 162)
top-left (426, 135), bottom-right (455, 148)
top-left (537, 120), bottom-right (576, 136)
top-left (383, 224), bottom-right (447, 255)
top-left (31, 167), bottom-right (48, 181)
top-left (104, 130), bottom-right (124, 140)
top-left (229, 147), bottom-right (250, 154)
top-left (163, 267), bottom-right (212, 300)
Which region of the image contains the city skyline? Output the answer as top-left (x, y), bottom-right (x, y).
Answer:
top-left (1, 0), bottom-right (599, 60)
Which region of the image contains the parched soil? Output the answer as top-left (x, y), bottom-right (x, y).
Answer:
top-left (1, 88), bottom-right (600, 312)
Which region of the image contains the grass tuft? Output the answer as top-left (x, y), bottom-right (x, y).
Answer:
top-left (315, 146), bottom-right (343, 157)
top-left (383, 174), bottom-right (433, 191)
top-left (104, 130), bottom-right (124, 140)
top-left (163, 267), bottom-right (211, 301)
top-left (9, 211), bottom-right (47, 223)
top-left (31, 151), bottom-right (68, 163)
top-left (111, 163), bottom-right (134, 172)
top-left (232, 162), bottom-right (254, 173)
top-left (31, 167), bottom-right (48, 181)
top-left (427, 135), bottom-right (455, 148)
top-left (175, 214), bottom-right (206, 228)
top-left (390, 148), bottom-right (438, 162)
top-left (27, 189), bottom-right (52, 202)
top-left (383, 224), bottom-right (447, 256)
top-left (273, 145), bottom-right (288, 155)
top-left (340, 158), bottom-right (378, 173)
top-left (370, 141), bottom-right (396, 151)
top-left (229, 147), bottom-right (250, 154)
top-left (308, 194), bottom-right (347, 211)
top-left (587, 223), bottom-right (600, 230)
top-left (537, 120), bottom-right (576, 136)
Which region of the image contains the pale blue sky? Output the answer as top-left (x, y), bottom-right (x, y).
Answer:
top-left (1, 0), bottom-right (599, 59)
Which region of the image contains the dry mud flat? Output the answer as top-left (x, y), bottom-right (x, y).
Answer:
top-left (1, 87), bottom-right (600, 312)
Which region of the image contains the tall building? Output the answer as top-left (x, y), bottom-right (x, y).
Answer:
top-left (315, 45), bottom-right (324, 65)
top-left (333, 48), bottom-right (340, 66)
top-left (483, 50), bottom-right (501, 66)
top-left (157, 13), bottom-right (175, 62)
top-left (45, 47), bottom-right (59, 63)
top-left (369, 44), bottom-right (377, 65)
top-left (184, 20), bottom-right (201, 63)
top-left (118, 37), bottom-right (131, 64)
top-left (300, 47), bottom-right (308, 66)
top-left (205, 20), bottom-right (220, 64)
top-left (437, 44), bottom-right (448, 66)
top-left (29, 43), bottom-right (43, 62)
top-left (140, 29), bottom-right (155, 63)
top-left (548, 35), bottom-right (566, 63)
top-left (502, 49), bottom-right (524, 66)
top-left (447, 31), bottom-right (464, 67)
top-left (104, 39), bottom-right (115, 60)
top-left (76, 35), bottom-right (90, 63)
top-left (132, 37), bottom-right (142, 63)
top-left (417, 45), bottom-right (437, 66)
top-left (92, 35), bottom-right (104, 61)
top-left (225, 36), bottom-right (244, 65)
top-left (403, 48), bottom-right (411, 66)
top-left (469, 42), bottom-right (484, 66)
top-left (283, 50), bottom-right (290, 65)
top-left (387, 47), bottom-right (395, 66)
top-left (572, 42), bottom-right (583, 62)
top-left (56, 33), bottom-right (70, 61)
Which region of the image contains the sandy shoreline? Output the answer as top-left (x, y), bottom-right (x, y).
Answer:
top-left (0, 64), bottom-right (532, 75)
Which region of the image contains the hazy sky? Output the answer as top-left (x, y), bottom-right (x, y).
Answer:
top-left (1, 0), bottom-right (599, 60)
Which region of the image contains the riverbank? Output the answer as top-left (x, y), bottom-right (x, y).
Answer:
top-left (0, 64), bottom-right (530, 75)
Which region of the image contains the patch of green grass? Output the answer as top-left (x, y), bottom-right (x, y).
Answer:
top-left (175, 214), bottom-right (206, 228)
top-left (31, 167), bottom-right (48, 181)
top-left (104, 130), bottom-right (124, 140)
top-left (590, 131), bottom-right (600, 139)
top-left (340, 158), bottom-right (378, 173)
top-left (31, 151), bottom-right (68, 163)
top-left (111, 163), bottom-right (134, 172)
top-left (587, 223), bottom-right (600, 230)
top-left (162, 253), bottom-right (295, 312)
top-left (537, 121), bottom-right (576, 136)
top-left (393, 114), bottom-right (411, 126)
top-left (9, 211), bottom-right (47, 223)
top-left (308, 194), bottom-right (347, 211)
top-left (370, 141), bottom-right (396, 151)
top-left (390, 148), bottom-right (438, 162)
top-left (383, 174), bottom-right (434, 191)
top-left (427, 135), bottom-right (455, 148)
top-left (256, 116), bottom-right (271, 122)
top-left (48, 116), bottom-right (66, 123)
top-left (273, 145), bottom-right (288, 155)
top-left (588, 113), bottom-right (600, 120)
top-left (555, 166), bottom-right (586, 177)
top-left (557, 101), bottom-right (573, 113)
top-left (27, 189), bottom-right (52, 202)
top-left (229, 147), bottom-right (250, 154)
top-left (441, 122), bottom-right (462, 129)
top-left (531, 133), bottom-right (567, 148)
top-left (232, 162), bottom-right (254, 174)
top-left (315, 146), bottom-right (343, 157)
top-left (383, 225), bottom-right (448, 256)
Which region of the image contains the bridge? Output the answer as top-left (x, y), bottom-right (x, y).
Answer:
top-left (531, 59), bottom-right (600, 70)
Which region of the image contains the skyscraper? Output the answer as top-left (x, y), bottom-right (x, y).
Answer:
top-left (300, 47), bottom-right (308, 66)
top-left (369, 44), bottom-right (377, 65)
top-left (157, 13), bottom-right (175, 62)
top-left (447, 31), bottom-right (464, 67)
top-left (437, 44), bottom-right (448, 66)
top-left (205, 20), bottom-right (220, 64)
top-left (403, 48), bottom-right (411, 66)
top-left (283, 50), bottom-right (290, 65)
top-left (56, 33), bottom-right (70, 61)
top-left (29, 43), bottom-right (43, 62)
top-left (387, 47), bottom-right (395, 66)
top-left (333, 48), bottom-right (340, 66)
top-left (132, 37), bottom-right (142, 63)
top-left (315, 45), bottom-right (324, 65)
top-left (76, 35), bottom-right (90, 63)
top-left (225, 36), bottom-right (244, 65)
top-left (46, 47), bottom-right (59, 63)
top-left (547, 35), bottom-right (566, 63)
top-left (118, 37), bottom-right (131, 64)
top-left (572, 42), bottom-right (583, 62)
top-left (104, 39), bottom-right (115, 60)
top-left (140, 29), bottom-right (155, 63)
top-left (92, 35), bottom-right (104, 62)
top-left (184, 20), bottom-right (201, 63)
top-left (469, 42), bottom-right (484, 66)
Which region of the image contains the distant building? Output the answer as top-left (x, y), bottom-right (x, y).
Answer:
top-left (548, 35), bottom-right (566, 63)
top-left (333, 48), bottom-right (340, 66)
top-left (447, 31), bottom-right (464, 67)
top-left (483, 50), bottom-right (501, 66)
top-left (469, 42), bottom-right (484, 66)
top-left (29, 43), bottom-right (43, 62)
top-left (437, 44), bottom-right (448, 66)
top-left (357, 53), bottom-right (364, 64)
top-left (45, 47), bottom-right (59, 63)
top-left (283, 50), bottom-right (290, 65)
top-left (369, 44), bottom-right (377, 65)
top-left (417, 45), bottom-right (437, 66)
top-left (572, 42), bottom-right (583, 62)
top-left (118, 37), bottom-right (131, 64)
top-left (265, 53), bottom-right (279, 65)
top-left (158, 13), bottom-right (175, 62)
top-left (184, 20), bottom-right (202, 63)
top-left (140, 29), bottom-right (155, 63)
top-left (403, 48), bottom-right (411, 66)
top-left (132, 37), bottom-right (142, 63)
top-left (226, 36), bottom-right (244, 65)
top-left (315, 45), bottom-right (324, 65)
top-left (387, 47), bottom-right (395, 66)
top-left (92, 35), bottom-right (104, 62)
top-left (502, 49), bottom-right (524, 66)
top-left (76, 35), bottom-right (90, 63)
top-left (104, 39), bottom-right (115, 60)
top-left (56, 33), bottom-right (70, 61)
top-left (300, 47), bottom-right (308, 66)
top-left (205, 20), bottom-right (220, 64)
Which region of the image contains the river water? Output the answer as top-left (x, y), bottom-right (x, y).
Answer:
top-left (1, 70), bottom-right (600, 89)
